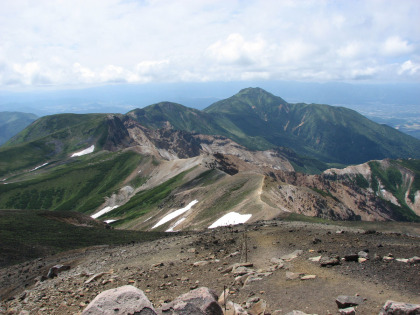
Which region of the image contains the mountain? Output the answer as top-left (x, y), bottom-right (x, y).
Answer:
top-left (0, 108), bottom-right (419, 228)
top-left (128, 88), bottom-right (420, 165)
top-left (204, 88), bottom-right (420, 164)
top-left (0, 112), bottom-right (38, 146)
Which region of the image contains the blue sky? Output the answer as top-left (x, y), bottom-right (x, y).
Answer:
top-left (0, 0), bottom-right (419, 89)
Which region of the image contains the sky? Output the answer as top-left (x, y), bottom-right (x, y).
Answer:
top-left (1, 0), bottom-right (419, 90)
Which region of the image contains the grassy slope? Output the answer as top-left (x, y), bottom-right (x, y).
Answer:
top-left (5, 113), bottom-right (106, 146)
top-left (0, 112), bottom-right (38, 146)
top-left (0, 115), bottom-right (109, 177)
top-left (0, 151), bottom-right (144, 214)
top-left (368, 160), bottom-right (420, 222)
top-left (0, 209), bottom-right (166, 267)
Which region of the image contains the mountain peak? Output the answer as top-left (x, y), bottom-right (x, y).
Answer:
top-left (204, 87), bottom-right (288, 116)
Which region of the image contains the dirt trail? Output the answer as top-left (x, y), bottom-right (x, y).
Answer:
top-left (1, 220), bottom-right (419, 314)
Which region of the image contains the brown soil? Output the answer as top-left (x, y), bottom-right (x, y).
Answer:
top-left (1, 220), bottom-right (419, 314)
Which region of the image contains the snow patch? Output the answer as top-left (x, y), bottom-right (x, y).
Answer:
top-left (91, 205), bottom-right (119, 219)
top-left (152, 200), bottom-right (198, 229)
top-left (166, 218), bottom-right (186, 232)
top-left (208, 212), bottom-right (252, 229)
top-left (30, 163), bottom-right (49, 172)
top-left (71, 145), bottom-right (95, 157)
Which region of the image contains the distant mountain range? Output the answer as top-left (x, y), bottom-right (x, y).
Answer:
top-left (0, 112), bottom-right (38, 146)
top-left (0, 88), bottom-right (419, 228)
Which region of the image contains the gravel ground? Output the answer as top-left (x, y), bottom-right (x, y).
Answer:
top-left (1, 220), bottom-right (419, 314)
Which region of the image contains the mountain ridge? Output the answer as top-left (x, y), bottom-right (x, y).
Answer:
top-left (0, 87), bottom-right (419, 229)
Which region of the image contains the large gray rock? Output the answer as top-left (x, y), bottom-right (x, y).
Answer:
top-left (159, 287), bottom-right (223, 315)
top-left (82, 285), bottom-right (156, 315)
top-left (336, 295), bottom-right (364, 308)
top-left (379, 300), bottom-right (420, 314)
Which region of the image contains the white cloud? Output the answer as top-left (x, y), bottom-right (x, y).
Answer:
top-left (399, 60), bottom-right (420, 75)
top-left (0, 0), bottom-right (419, 88)
top-left (382, 36), bottom-right (413, 56)
top-left (206, 33), bottom-right (266, 66)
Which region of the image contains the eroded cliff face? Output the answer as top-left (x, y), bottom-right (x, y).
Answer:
top-left (92, 116), bottom-right (419, 229)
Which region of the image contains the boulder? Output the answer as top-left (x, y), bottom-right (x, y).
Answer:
top-left (82, 285), bottom-right (156, 315)
top-left (335, 295), bottom-right (364, 308)
top-left (379, 300), bottom-right (420, 314)
top-left (159, 287), bottom-right (223, 315)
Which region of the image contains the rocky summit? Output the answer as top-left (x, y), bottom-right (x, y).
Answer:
top-left (1, 220), bottom-right (419, 314)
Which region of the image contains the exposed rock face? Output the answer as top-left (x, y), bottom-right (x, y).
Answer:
top-left (89, 114), bottom-right (420, 228)
top-left (82, 285), bottom-right (156, 315)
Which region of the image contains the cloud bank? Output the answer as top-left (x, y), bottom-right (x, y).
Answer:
top-left (0, 0), bottom-right (419, 88)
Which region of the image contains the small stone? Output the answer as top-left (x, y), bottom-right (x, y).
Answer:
top-left (336, 295), bottom-right (364, 308)
top-left (300, 275), bottom-right (316, 280)
top-left (408, 256), bottom-right (420, 264)
top-left (286, 271), bottom-right (302, 280)
top-left (358, 251), bottom-right (368, 259)
top-left (320, 255), bottom-right (340, 267)
top-left (344, 254), bottom-right (359, 262)
top-left (339, 307), bottom-right (355, 315)
top-left (309, 256), bottom-right (321, 262)
top-left (193, 261), bottom-right (209, 267)
top-left (358, 257), bottom-right (367, 263)
top-left (250, 299), bottom-right (267, 315)
top-left (281, 250), bottom-right (303, 261)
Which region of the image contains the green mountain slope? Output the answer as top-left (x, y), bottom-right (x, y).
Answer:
top-left (0, 112), bottom-right (38, 146)
top-left (204, 88), bottom-right (420, 164)
top-left (5, 113), bottom-right (106, 146)
top-left (0, 114), bottom-right (134, 177)
top-left (0, 151), bottom-right (144, 213)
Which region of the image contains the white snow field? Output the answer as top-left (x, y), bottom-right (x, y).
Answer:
top-left (30, 163), bottom-right (49, 172)
top-left (71, 145), bottom-right (95, 157)
top-left (208, 212), bottom-right (252, 229)
top-left (152, 200), bottom-right (198, 229)
top-left (166, 217), bottom-right (186, 232)
top-left (91, 205), bottom-right (119, 219)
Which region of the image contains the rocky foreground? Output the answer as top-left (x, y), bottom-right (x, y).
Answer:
top-left (1, 220), bottom-right (420, 314)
